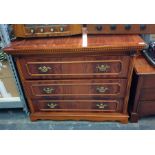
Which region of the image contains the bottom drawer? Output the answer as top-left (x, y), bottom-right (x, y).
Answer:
top-left (32, 99), bottom-right (123, 113)
top-left (139, 101), bottom-right (155, 117)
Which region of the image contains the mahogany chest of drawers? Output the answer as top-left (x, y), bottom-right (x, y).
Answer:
top-left (4, 35), bottom-right (145, 123)
top-left (129, 56), bottom-right (155, 122)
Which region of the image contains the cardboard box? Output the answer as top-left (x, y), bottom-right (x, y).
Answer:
top-left (0, 77), bottom-right (19, 98)
top-left (0, 60), bottom-right (13, 78)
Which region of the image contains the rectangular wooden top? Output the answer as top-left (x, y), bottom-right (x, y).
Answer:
top-left (134, 56), bottom-right (155, 75)
top-left (4, 35), bottom-right (146, 55)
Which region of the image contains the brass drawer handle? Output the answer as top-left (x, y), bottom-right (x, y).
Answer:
top-left (96, 103), bottom-right (108, 109)
top-left (96, 64), bottom-right (110, 72)
top-left (47, 103), bottom-right (57, 109)
top-left (38, 66), bottom-right (51, 73)
top-left (96, 86), bottom-right (108, 93)
top-left (43, 87), bottom-right (55, 94)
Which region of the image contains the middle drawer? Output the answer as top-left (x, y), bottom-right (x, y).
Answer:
top-left (24, 79), bottom-right (127, 99)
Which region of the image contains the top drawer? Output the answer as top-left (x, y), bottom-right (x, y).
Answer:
top-left (141, 75), bottom-right (155, 89)
top-left (17, 55), bottom-right (130, 80)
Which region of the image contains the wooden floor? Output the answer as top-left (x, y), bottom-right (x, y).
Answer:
top-left (0, 109), bottom-right (154, 130)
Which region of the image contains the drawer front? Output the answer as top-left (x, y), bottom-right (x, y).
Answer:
top-left (140, 88), bottom-right (155, 100)
top-left (18, 55), bottom-right (130, 79)
top-left (142, 76), bottom-right (155, 89)
top-left (24, 79), bottom-right (127, 99)
top-left (32, 99), bottom-right (123, 112)
top-left (138, 101), bottom-right (155, 117)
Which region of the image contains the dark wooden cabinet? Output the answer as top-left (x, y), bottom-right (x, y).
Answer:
top-left (129, 56), bottom-right (155, 122)
top-left (4, 35), bottom-right (145, 123)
